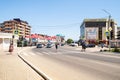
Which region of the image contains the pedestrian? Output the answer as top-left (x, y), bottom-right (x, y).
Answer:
top-left (100, 43), bottom-right (104, 52)
top-left (81, 40), bottom-right (86, 52)
top-left (55, 43), bottom-right (58, 51)
top-left (9, 44), bottom-right (14, 54)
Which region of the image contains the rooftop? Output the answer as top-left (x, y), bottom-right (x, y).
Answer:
top-left (84, 18), bottom-right (114, 22)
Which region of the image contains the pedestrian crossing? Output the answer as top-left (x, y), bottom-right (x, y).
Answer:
top-left (20, 49), bottom-right (80, 56)
top-left (20, 51), bottom-right (62, 56)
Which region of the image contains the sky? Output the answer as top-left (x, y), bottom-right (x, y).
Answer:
top-left (0, 0), bottom-right (120, 40)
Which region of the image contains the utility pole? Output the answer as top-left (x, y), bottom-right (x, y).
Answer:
top-left (103, 9), bottom-right (112, 51)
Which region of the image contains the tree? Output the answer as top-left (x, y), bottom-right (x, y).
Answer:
top-left (67, 38), bottom-right (73, 44)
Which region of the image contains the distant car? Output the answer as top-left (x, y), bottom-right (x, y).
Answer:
top-left (61, 43), bottom-right (65, 46)
top-left (46, 44), bottom-right (53, 48)
top-left (86, 44), bottom-right (95, 47)
top-left (69, 43), bottom-right (78, 47)
top-left (36, 44), bottom-right (44, 48)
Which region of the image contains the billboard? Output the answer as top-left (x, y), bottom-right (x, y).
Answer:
top-left (86, 28), bottom-right (98, 40)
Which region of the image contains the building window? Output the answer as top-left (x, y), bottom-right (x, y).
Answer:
top-left (5, 28), bottom-right (12, 30)
top-left (99, 27), bottom-right (102, 40)
top-left (86, 22), bottom-right (106, 27)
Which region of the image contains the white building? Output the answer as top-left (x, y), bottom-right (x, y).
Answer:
top-left (0, 33), bottom-right (19, 51)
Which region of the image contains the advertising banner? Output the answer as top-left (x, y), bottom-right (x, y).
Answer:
top-left (86, 28), bottom-right (98, 40)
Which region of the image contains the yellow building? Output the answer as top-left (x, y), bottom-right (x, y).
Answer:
top-left (2, 18), bottom-right (31, 37)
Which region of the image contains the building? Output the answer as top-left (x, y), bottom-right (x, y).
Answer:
top-left (0, 32), bottom-right (19, 50)
top-left (0, 23), bottom-right (4, 32)
top-left (1, 18), bottom-right (31, 37)
top-left (80, 18), bottom-right (117, 43)
top-left (117, 27), bottom-right (120, 39)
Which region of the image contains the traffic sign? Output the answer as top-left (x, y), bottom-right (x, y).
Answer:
top-left (105, 31), bottom-right (110, 36)
top-left (109, 27), bottom-right (112, 31)
top-left (14, 30), bottom-right (20, 35)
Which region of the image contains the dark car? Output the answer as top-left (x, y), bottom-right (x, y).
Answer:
top-left (36, 44), bottom-right (44, 48)
top-left (87, 44), bottom-right (95, 47)
top-left (46, 44), bottom-right (53, 48)
top-left (61, 43), bottom-right (65, 46)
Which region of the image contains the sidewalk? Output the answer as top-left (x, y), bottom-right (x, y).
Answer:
top-left (65, 45), bottom-right (120, 56)
top-left (0, 47), bottom-right (44, 80)
top-left (79, 46), bottom-right (120, 57)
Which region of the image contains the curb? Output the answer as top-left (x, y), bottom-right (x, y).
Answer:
top-left (17, 48), bottom-right (52, 80)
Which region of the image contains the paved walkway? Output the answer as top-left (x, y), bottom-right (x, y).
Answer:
top-left (65, 45), bottom-right (107, 52)
top-left (0, 46), bottom-right (120, 80)
top-left (64, 45), bottom-right (120, 56)
top-left (0, 47), bottom-right (44, 80)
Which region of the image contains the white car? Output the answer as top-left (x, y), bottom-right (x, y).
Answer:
top-left (70, 43), bottom-right (78, 47)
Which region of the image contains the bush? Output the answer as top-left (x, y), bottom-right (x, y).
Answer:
top-left (103, 49), bottom-right (108, 52)
top-left (112, 47), bottom-right (120, 52)
top-left (67, 38), bottom-right (73, 44)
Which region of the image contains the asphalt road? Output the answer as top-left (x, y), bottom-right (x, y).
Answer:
top-left (19, 46), bottom-right (120, 80)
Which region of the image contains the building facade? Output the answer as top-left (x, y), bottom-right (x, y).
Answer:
top-left (0, 23), bottom-right (4, 32)
top-left (1, 18), bottom-right (31, 37)
top-left (0, 33), bottom-right (19, 50)
top-left (117, 27), bottom-right (120, 39)
top-left (80, 18), bottom-right (117, 43)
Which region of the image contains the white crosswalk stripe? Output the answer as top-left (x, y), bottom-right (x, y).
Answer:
top-left (20, 50), bottom-right (78, 56)
top-left (29, 52), bottom-right (36, 55)
top-left (21, 52), bottom-right (29, 56)
top-left (34, 52), bottom-right (44, 55)
top-left (75, 48), bottom-right (81, 50)
top-left (42, 52), bottom-right (50, 55)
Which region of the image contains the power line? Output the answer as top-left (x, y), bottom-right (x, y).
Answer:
top-left (31, 23), bottom-right (80, 28)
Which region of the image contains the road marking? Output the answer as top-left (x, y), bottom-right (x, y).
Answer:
top-left (42, 52), bottom-right (50, 55)
top-left (87, 52), bottom-right (120, 59)
top-left (21, 52), bottom-right (29, 56)
top-left (41, 51), bottom-right (62, 55)
top-left (29, 52), bottom-right (36, 55)
top-left (48, 52), bottom-right (54, 54)
top-left (75, 48), bottom-right (81, 50)
top-left (60, 49), bottom-right (80, 54)
top-left (34, 52), bottom-right (44, 55)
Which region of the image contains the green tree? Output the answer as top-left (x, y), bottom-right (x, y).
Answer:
top-left (67, 38), bottom-right (73, 44)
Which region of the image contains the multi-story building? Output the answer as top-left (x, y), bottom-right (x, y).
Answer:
top-left (117, 27), bottom-right (120, 39)
top-left (80, 18), bottom-right (117, 43)
top-left (0, 23), bottom-right (4, 32)
top-left (1, 18), bottom-right (31, 37)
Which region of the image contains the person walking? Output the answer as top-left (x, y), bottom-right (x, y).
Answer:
top-left (81, 40), bottom-right (86, 52)
top-left (9, 43), bottom-right (14, 54)
top-left (100, 42), bottom-right (104, 52)
top-left (55, 43), bottom-right (58, 52)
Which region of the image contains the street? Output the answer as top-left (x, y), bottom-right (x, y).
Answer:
top-left (19, 46), bottom-right (120, 80)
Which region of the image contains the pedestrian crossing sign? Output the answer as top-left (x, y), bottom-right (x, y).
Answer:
top-left (105, 31), bottom-right (110, 37)
top-left (14, 30), bottom-right (20, 35)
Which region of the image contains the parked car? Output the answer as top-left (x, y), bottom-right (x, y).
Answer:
top-left (46, 44), bottom-right (53, 48)
top-left (36, 43), bottom-right (44, 48)
top-left (69, 43), bottom-right (78, 47)
top-left (86, 44), bottom-right (95, 47)
top-left (61, 43), bottom-right (65, 46)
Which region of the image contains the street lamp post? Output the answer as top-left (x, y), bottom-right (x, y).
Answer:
top-left (103, 9), bottom-right (112, 51)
